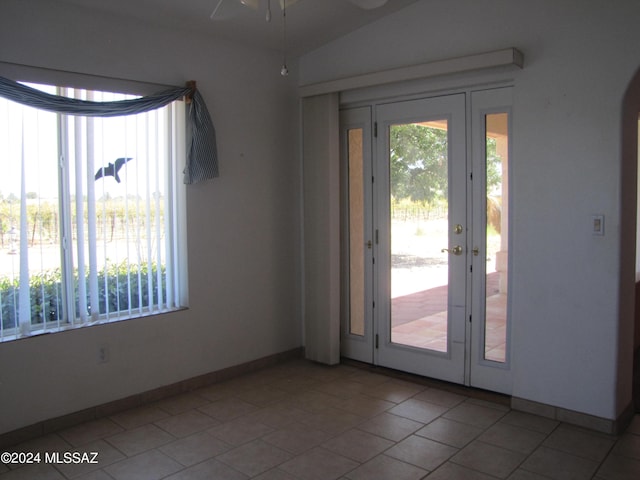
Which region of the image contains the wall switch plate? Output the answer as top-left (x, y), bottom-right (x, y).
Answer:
top-left (592, 215), bottom-right (604, 236)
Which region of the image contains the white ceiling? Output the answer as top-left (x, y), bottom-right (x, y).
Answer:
top-left (59, 0), bottom-right (419, 57)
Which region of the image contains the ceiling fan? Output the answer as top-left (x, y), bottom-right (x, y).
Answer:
top-left (210, 0), bottom-right (390, 21)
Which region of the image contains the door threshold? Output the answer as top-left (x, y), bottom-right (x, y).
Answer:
top-left (340, 357), bottom-right (510, 407)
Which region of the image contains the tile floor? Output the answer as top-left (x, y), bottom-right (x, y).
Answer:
top-left (1, 359), bottom-right (639, 480)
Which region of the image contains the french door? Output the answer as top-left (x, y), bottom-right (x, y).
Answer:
top-left (340, 88), bottom-right (512, 394)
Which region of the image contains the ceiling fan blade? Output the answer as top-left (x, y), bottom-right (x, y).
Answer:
top-left (345, 0), bottom-right (389, 9)
top-left (210, 0), bottom-right (225, 18)
top-left (240, 0), bottom-right (259, 9)
top-left (279, 0), bottom-right (300, 9)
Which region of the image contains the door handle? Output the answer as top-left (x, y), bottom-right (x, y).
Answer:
top-left (441, 245), bottom-right (463, 256)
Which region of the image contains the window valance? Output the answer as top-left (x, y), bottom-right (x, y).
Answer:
top-left (0, 76), bottom-right (218, 184)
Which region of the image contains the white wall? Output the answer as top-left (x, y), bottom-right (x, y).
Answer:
top-left (299, 0), bottom-right (640, 420)
top-left (0, 0), bottom-right (301, 434)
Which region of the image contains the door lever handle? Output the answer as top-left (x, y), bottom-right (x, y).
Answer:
top-left (441, 245), bottom-right (463, 256)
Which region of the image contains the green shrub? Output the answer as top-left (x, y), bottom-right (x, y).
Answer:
top-left (0, 262), bottom-right (166, 331)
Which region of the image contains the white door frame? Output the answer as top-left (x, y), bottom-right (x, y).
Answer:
top-left (339, 86), bottom-right (513, 395)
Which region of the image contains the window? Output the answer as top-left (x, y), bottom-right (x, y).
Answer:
top-left (0, 82), bottom-right (187, 340)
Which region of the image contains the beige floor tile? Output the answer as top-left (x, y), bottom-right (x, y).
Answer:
top-left (610, 432), bottom-right (640, 460)
top-left (507, 469), bottom-right (556, 480)
top-left (109, 405), bottom-right (170, 430)
top-left (159, 430), bottom-right (232, 466)
top-left (332, 394), bottom-right (395, 418)
top-left (154, 409), bottom-right (219, 438)
top-left (499, 411), bottom-right (559, 434)
top-left (479, 422), bottom-right (546, 455)
top-left (322, 428), bottom-right (394, 463)
top-left (521, 446), bottom-right (600, 480)
top-left (196, 381), bottom-right (245, 402)
top-left (312, 378), bottom-right (367, 399)
top-left (360, 379), bottom-right (425, 403)
top-left (165, 458), bottom-right (248, 480)
top-left (10, 434), bottom-right (72, 459)
top-left (59, 418), bottom-right (124, 447)
top-left (252, 469), bottom-right (300, 480)
top-left (197, 398), bottom-right (259, 422)
top-left (154, 392), bottom-right (211, 415)
top-left (263, 422), bottom-right (332, 455)
top-left (0, 463), bottom-right (66, 480)
top-left (386, 434), bottom-right (458, 471)
top-left (467, 398), bottom-right (510, 412)
top-left (542, 424), bottom-right (616, 462)
top-left (345, 454), bottom-right (427, 480)
top-left (53, 439), bottom-right (124, 478)
top-left (5, 359), bottom-right (640, 480)
top-left (388, 398), bottom-right (449, 424)
top-left (443, 401), bottom-right (507, 429)
top-left (596, 453), bottom-right (640, 480)
top-left (104, 449), bottom-right (183, 480)
top-left (347, 371), bottom-right (393, 387)
top-left (451, 440), bottom-right (526, 478)
top-left (279, 447), bottom-right (359, 480)
top-left (428, 462), bottom-right (499, 479)
top-left (207, 417), bottom-right (275, 446)
top-left (244, 404), bottom-right (310, 429)
top-left (281, 390), bottom-right (341, 413)
top-left (299, 407), bottom-right (365, 435)
top-left (106, 424), bottom-right (175, 456)
top-left (217, 439), bottom-right (293, 477)
top-left (415, 417), bottom-right (483, 448)
top-left (412, 388), bottom-right (467, 408)
top-left (73, 470), bottom-right (115, 480)
top-left (269, 376), bottom-right (324, 394)
top-left (357, 412), bottom-right (424, 442)
top-left (234, 386), bottom-right (289, 407)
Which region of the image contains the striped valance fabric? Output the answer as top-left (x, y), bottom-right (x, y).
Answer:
top-left (0, 76), bottom-right (218, 184)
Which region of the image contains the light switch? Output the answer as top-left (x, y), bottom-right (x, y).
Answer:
top-left (592, 215), bottom-right (604, 236)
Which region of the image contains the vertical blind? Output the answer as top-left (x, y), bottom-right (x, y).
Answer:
top-left (0, 83), bottom-right (187, 340)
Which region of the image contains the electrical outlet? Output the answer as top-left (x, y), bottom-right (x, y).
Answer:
top-left (98, 345), bottom-right (109, 364)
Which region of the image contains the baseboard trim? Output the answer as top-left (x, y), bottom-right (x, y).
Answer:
top-left (0, 347), bottom-right (304, 449)
top-left (512, 396), bottom-right (634, 435)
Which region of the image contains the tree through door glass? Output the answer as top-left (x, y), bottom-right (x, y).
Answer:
top-left (390, 120), bottom-right (450, 352)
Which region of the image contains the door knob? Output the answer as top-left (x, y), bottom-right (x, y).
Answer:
top-left (441, 245), bottom-right (463, 256)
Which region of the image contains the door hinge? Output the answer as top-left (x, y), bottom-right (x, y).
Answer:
top-left (374, 122), bottom-right (378, 138)
top-left (469, 315), bottom-right (472, 323)
top-left (470, 171), bottom-right (473, 181)
top-left (470, 264), bottom-right (473, 273)
top-left (375, 334), bottom-right (379, 349)
top-left (375, 229), bottom-right (379, 244)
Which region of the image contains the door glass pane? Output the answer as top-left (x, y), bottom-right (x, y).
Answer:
top-left (348, 128), bottom-right (365, 336)
top-left (484, 113), bottom-right (509, 362)
top-left (390, 120), bottom-right (449, 352)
